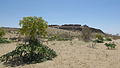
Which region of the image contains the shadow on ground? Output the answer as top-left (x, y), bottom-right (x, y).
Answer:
top-left (2, 57), bottom-right (53, 67)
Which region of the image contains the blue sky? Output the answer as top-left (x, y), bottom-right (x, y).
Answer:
top-left (0, 0), bottom-right (120, 34)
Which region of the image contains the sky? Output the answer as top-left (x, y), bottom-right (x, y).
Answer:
top-left (0, 0), bottom-right (120, 35)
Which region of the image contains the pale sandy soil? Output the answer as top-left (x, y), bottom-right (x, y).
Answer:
top-left (0, 39), bottom-right (120, 68)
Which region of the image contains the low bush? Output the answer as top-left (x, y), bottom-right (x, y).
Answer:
top-left (0, 40), bottom-right (57, 64)
top-left (105, 42), bottom-right (116, 49)
top-left (0, 38), bottom-right (11, 44)
top-left (106, 37), bottom-right (112, 41)
top-left (0, 29), bottom-right (11, 44)
top-left (95, 39), bottom-right (104, 43)
top-left (96, 34), bottom-right (104, 43)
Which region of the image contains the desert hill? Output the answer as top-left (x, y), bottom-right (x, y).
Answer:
top-left (49, 24), bottom-right (104, 33)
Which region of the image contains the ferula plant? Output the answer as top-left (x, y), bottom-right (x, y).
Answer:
top-left (19, 16), bottom-right (48, 43)
top-left (0, 16), bottom-right (57, 65)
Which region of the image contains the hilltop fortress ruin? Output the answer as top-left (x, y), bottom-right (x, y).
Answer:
top-left (49, 24), bottom-right (104, 33)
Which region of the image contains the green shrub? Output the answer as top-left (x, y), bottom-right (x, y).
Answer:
top-left (81, 27), bottom-right (92, 42)
top-left (0, 16), bottom-right (57, 65)
top-left (105, 42), bottom-right (116, 49)
top-left (96, 34), bottom-right (104, 43)
top-left (106, 37), bottom-right (112, 41)
top-left (0, 40), bottom-right (57, 64)
top-left (0, 38), bottom-right (11, 44)
top-left (19, 16), bottom-right (48, 40)
top-left (96, 34), bottom-right (104, 40)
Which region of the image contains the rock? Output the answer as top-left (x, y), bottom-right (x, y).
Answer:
top-left (49, 24), bottom-right (104, 34)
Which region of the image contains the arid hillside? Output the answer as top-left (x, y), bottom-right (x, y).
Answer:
top-left (49, 24), bottom-right (104, 33)
top-left (0, 26), bottom-right (120, 68)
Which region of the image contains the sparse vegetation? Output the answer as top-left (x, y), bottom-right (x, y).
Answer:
top-left (92, 40), bottom-right (97, 48)
top-left (0, 24), bottom-right (120, 67)
top-left (0, 29), bottom-right (11, 44)
top-left (105, 33), bottom-right (120, 40)
top-left (105, 42), bottom-right (117, 49)
top-left (48, 35), bottom-right (73, 41)
top-left (48, 36), bottom-right (57, 41)
top-left (47, 28), bottom-right (80, 39)
top-left (81, 27), bottom-right (92, 42)
top-left (106, 37), bottom-right (112, 41)
top-left (70, 41), bottom-right (73, 46)
top-left (0, 29), bottom-right (6, 38)
top-left (0, 38), bottom-right (11, 44)
top-left (95, 34), bottom-right (104, 43)
top-left (112, 34), bottom-right (120, 40)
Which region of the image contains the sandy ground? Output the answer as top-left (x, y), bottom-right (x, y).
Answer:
top-left (0, 39), bottom-right (120, 68)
